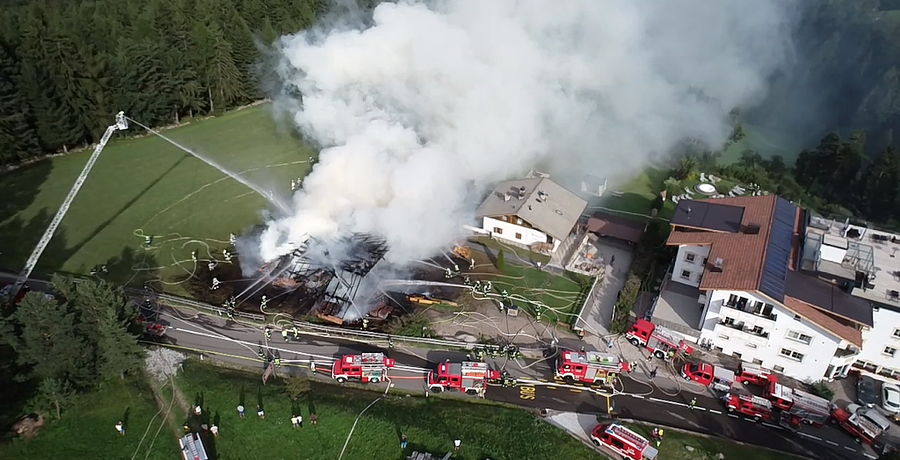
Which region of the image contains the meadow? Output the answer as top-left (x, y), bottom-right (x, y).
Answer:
top-left (0, 104), bottom-right (314, 293)
top-left (177, 361), bottom-right (602, 460)
top-left (0, 376), bottom-right (178, 460)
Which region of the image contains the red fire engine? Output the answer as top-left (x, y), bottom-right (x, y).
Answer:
top-left (726, 389), bottom-right (773, 421)
top-left (681, 362), bottom-right (735, 392)
top-left (832, 404), bottom-right (892, 444)
top-left (767, 381), bottom-right (793, 411)
top-left (765, 381), bottom-right (832, 426)
top-left (626, 319), bottom-right (694, 360)
top-left (331, 353), bottom-right (396, 384)
top-left (427, 361), bottom-right (500, 395)
top-left (556, 350), bottom-right (629, 385)
top-left (590, 423), bottom-right (659, 460)
top-left (735, 362), bottom-right (775, 386)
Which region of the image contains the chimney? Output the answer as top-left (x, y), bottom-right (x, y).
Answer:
top-left (518, 187), bottom-right (526, 199)
top-left (741, 223), bottom-right (761, 235)
top-left (504, 192), bottom-right (511, 202)
top-left (711, 257), bottom-right (725, 272)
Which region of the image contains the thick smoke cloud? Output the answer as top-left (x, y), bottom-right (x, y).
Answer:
top-left (256, 0), bottom-right (796, 266)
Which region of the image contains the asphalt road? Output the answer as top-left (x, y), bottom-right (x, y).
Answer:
top-left (2, 275), bottom-right (876, 460)
top-left (158, 306), bottom-right (871, 460)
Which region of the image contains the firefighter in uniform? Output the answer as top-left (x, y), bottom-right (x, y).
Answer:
top-left (211, 278), bottom-right (220, 290)
top-left (264, 327), bottom-right (272, 340)
top-left (261, 295), bottom-right (268, 310)
top-left (274, 356), bottom-right (281, 367)
top-left (292, 327), bottom-right (299, 340)
top-left (229, 233), bottom-right (236, 245)
top-left (282, 329), bottom-right (289, 342)
top-left (191, 251), bottom-right (198, 262)
top-left (362, 319), bottom-right (369, 330)
top-left (257, 343), bottom-right (265, 359)
top-left (223, 249), bottom-right (232, 262)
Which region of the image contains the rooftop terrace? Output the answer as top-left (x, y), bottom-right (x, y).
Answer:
top-left (801, 216), bottom-right (900, 307)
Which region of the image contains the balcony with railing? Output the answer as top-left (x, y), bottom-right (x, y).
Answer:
top-left (716, 320), bottom-right (770, 339)
top-left (723, 296), bottom-right (778, 322)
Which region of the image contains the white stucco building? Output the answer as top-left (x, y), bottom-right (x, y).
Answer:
top-left (664, 196), bottom-right (868, 383)
top-left (475, 177), bottom-right (587, 254)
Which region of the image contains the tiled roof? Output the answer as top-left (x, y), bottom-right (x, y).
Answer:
top-left (782, 295), bottom-right (863, 346)
top-left (667, 195), bottom-right (780, 291)
top-left (667, 195), bottom-right (865, 345)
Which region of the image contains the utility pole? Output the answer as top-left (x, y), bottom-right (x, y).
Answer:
top-left (10, 112), bottom-right (128, 301)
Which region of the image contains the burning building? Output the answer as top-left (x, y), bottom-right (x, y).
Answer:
top-left (257, 232), bottom-right (390, 324)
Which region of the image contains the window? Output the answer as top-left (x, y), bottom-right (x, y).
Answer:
top-left (515, 232), bottom-right (522, 240)
top-left (733, 352), bottom-right (742, 359)
top-left (747, 343), bottom-right (758, 349)
top-left (750, 326), bottom-right (764, 335)
top-left (893, 328), bottom-right (900, 339)
top-left (752, 359), bottom-right (763, 365)
top-left (722, 317), bottom-right (736, 326)
top-left (684, 253), bottom-right (696, 263)
top-left (717, 334), bottom-right (729, 340)
top-left (793, 314), bottom-right (801, 321)
top-left (786, 330), bottom-right (813, 345)
top-left (500, 216), bottom-right (508, 221)
top-left (516, 218), bottom-right (523, 225)
top-left (702, 257), bottom-right (708, 266)
top-left (780, 348), bottom-right (805, 362)
top-left (681, 270), bottom-right (692, 280)
top-left (493, 227), bottom-right (503, 235)
top-left (773, 365), bottom-right (785, 372)
top-left (885, 346), bottom-right (897, 357)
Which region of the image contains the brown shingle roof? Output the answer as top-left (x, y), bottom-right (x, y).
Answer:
top-left (587, 212), bottom-right (648, 244)
top-left (666, 195), bottom-right (779, 291)
top-left (782, 296), bottom-right (863, 346)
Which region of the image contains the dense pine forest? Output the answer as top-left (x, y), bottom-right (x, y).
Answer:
top-left (0, 0), bottom-right (331, 166)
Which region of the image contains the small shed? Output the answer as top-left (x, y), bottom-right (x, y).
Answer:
top-left (587, 212), bottom-right (647, 245)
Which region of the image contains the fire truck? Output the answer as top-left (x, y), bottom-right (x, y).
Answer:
top-left (427, 361), bottom-right (500, 395)
top-left (832, 404), bottom-right (892, 444)
top-left (735, 362), bottom-right (775, 386)
top-left (726, 389), bottom-right (773, 421)
top-left (590, 423), bottom-right (659, 460)
top-left (331, 353), bottom-right (396, 384)
top-left (680, 362), bottom-right (734, 392)
top-left (765, 381), bottom-right (832, 426)
top-left (626, 319), bottom-right (694, 360)
top-left (556, 349), bottom-right (629, 385)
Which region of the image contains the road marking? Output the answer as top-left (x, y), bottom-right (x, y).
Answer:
top-left (547, 386), bottom-right (557, 390)
top-left (708, 410), bottom-right (722, 415)
top-left (648, 397), bottom-right (687, 407)
top-left (843, 446), bottom-right (857, 452)
top-left (727, 414), bottom-right (739, 418)
top-left (570, 389), bottom-right (582, 393)
top-left (743, 418), bottom-right (757, 423)
top-left (825, 440), bottom-right (839, 446)
top-left (797, 433), bottom-right (821, 440)
top-left (519, 386), bottom-right (536, 401)
top-left (630, 394), bottom-right (645, 399)
top-left (864, 454), bottom-right (877, 459)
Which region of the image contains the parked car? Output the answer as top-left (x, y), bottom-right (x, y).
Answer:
top-left (858, 375), bottom-right (881, 408)
top-left (883, 383), bottom-right (900, 414)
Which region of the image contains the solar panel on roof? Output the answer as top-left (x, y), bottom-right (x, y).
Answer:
top-left (759, 198), bottom-right (797, 301)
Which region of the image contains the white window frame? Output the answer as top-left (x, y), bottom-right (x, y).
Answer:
top-left (786, 330), bottom-right (813, 345)
top-left (684, 252), bottom-right (696, 263)
top-left (885, 346), bottom-right (897, 358)
top-left (893, 328), bottom-right (900, 339)
top-left (780, 348), bottom-right (804, 362)
top-left (680, 269), bottom-right (692, 280)
top-left (773, 365), bottom-right (785, 372)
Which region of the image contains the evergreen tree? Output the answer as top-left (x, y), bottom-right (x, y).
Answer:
top-left (0, 43), bottom-right (40, 165)
top-left (862, 146), bottom-right (900, 219)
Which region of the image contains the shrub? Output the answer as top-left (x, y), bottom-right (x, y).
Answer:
top-left (808, 380), bottom-right (835, 401)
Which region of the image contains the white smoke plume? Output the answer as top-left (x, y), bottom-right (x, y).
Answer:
top-left (256, 0), bottom-right (796, 266)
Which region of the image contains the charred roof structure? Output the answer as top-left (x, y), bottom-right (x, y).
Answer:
top-left (257, 232), bottom-right (389, 320)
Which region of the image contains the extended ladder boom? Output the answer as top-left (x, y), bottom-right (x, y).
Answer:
top-left (10, 112), bottom-right (127, 299)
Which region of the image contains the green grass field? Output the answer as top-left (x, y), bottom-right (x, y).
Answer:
top-left (0, 104), bottom-right (314, 292)
top-left (720, 123), bottom-right (803, 165)
top-left (0, 376), bottom-right (179, 460)
top-left (597, 168), bottom-right (676, 221)
top-left (177, 361), bottom-right (602, 460)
